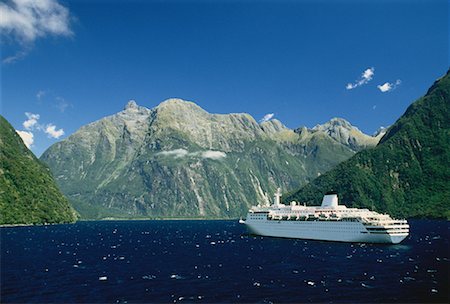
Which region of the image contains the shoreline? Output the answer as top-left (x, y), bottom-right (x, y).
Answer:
top-left (0, 218), bottom-right (239, 228)
top-left (81, 217), bottom-right (239, 221)
top-left (2, 217), bottom-right (448, 228)
top-left (0, 223), bottom-right (35, 228)
top-left (0, 221), bottom-right (76, 228)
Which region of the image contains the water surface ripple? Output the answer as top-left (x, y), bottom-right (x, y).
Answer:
top-left (1, 219), bottom-right (448, 303)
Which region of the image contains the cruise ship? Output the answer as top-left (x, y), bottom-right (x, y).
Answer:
top-left (240, 189), bottom-right (409, 244)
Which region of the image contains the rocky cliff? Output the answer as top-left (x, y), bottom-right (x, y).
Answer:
top-left (41, 99), bottom-right (381, 219)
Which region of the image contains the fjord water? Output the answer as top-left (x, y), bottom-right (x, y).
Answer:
top-left (1, 220), bottom-right (448, 303)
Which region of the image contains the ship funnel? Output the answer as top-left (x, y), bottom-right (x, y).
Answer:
top-left (321, 191), bottom-right (338, 208)
top-left (274, 188), bottom-right (282, 207)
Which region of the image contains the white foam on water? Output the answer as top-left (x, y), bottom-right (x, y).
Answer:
top-left (170, 274), bottom-right (183, 280)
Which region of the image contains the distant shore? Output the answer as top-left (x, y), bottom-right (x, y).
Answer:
top-left (84, 217), bottom-right (239, 221)
top-left (0, 218), bottom-right (239, 228)
top-left (0, 221), bottom-right (75, 228)
top-left (0, 223), bottom-right (34, 228)
top-left (2, 217), bottom-right (447, 228)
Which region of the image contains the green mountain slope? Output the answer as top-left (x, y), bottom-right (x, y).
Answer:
top-left (285, 70), bottom-right (450, 219)
top-left (0, 115), bottom-right (78, 225)
top-left (40, 99), bottom-right (380, 219)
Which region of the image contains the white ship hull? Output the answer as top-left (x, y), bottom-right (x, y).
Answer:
top-left (244, 218), bottom-right (408, 244)
top-left (241, 189), bottom-right (409, 244)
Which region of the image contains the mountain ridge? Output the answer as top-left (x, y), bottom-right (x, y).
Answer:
top-left (284, 70), bottom-right (450, 219)
top-left (40, 98), bottom-right (382, 219)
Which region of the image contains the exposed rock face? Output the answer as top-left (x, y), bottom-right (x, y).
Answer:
top-left (311, 118), bottom-right (381, 151)
top-left (40, 99), bottom-right (381, 219)
top-left (285, 70), bottom-right (450, 219)
top-left (0, 115), bottom-right (77, 225)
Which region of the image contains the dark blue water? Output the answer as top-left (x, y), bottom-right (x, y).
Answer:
top-left (1, 220), bottom-right (448, 303)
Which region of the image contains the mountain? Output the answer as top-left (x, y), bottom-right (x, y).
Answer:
top-left (40, 99), bottom-right (380, 219)
top-left (0, 115), bottom-right (77, 225)
top-left (310, 117), bottom-right (383, 151)
top-left (285, 70), bottom-right (450, 219)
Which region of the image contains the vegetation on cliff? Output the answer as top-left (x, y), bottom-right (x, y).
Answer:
top-left (285, 71), bottom-right (450, 219)
top-left (0, 116), bottom-right (77, 225)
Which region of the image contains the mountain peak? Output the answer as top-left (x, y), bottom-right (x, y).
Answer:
top-left (260, 119), bottom-right (287, 133)
top-left (39, 97), bottom-right (380, 220)
top-left (155, 98), bottom-right (208, 118)
top-left (125, 99), bottom-right (139, 110)
top-left (311, 117), bottom-right (380, 151)
top-left (160, 98), bottom-right (187, 104)
top-left (313, 117), bottom-right (355, 132)
top-left (158, 98), bottom-right (199, 108)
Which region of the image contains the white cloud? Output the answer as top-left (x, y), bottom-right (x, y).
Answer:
top-left (18, 112), bottom-right (65, 149)
top-left (377, 83), bottom-right (391, 92)
top-left (36, 90), bottom-right (46, 101)
top-left (55, 96), bottom-right (71, 112)
top-left (0, 0), bottom-right (73, 63)
top-left (201, 150), bottom-right (227, 160)
top-left (16, 130), bottom-right (34, 148)
top-left (157, 149), bottom-right (226, 160)
top-left (23, 112), bottom-right (40, 130)
top-left (346, 67), bottom-right (375, 90)
top-left (0, 0), bottom-right (72, 43)
top-left (377, 79), bottom-right (401, 93)
top-left (44, 124), bottom-right (64, 139)
top-left (259, 113), bottom-right (275, 123)
top-left (2, 49), bottom-right (29, 64)
top-left (363, 68), bottom-right (374, 80)
top-left (157, 148), bottom-right (189, 158)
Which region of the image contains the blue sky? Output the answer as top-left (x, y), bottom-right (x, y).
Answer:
top-left (1, 0), bottom-right (448, 156)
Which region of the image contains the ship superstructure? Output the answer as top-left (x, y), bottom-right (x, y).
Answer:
top-left (240, 189), bottom-right (409, 244)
